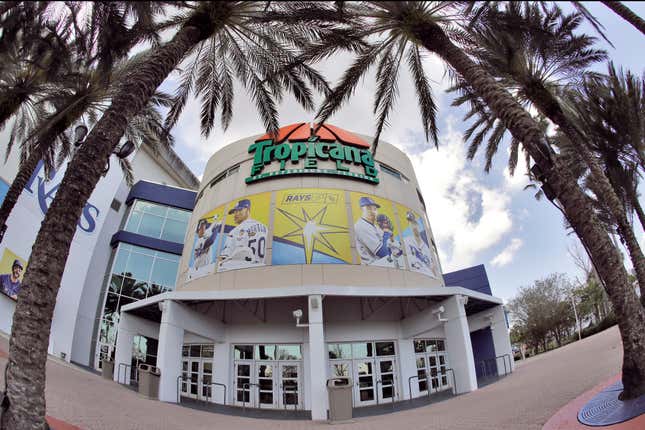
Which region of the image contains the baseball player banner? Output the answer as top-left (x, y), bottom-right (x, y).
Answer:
top-left (273, 188), bottom-right (352, 265)
top-left (0, 247), bottom-right (27, 300)
top-left (396, 204), bottom-right (440, 279)
top-left (217, 192), bottom-right (271, 272)
top-left (350, 193), bottom-right (405, 269)
top-left (187, 203), bottom-right (227, 280)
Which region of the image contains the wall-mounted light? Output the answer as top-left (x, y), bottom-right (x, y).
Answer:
top-left (293, 309), bottom-right (309, 327)
top-left (432, 305), bottom-right (447, 322)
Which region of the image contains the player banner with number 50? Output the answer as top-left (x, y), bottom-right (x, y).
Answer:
top-left (217, 192), bottom-right (271, 272)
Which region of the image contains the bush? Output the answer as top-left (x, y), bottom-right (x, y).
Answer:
top-left (580, 314), bottom-right (617, 339)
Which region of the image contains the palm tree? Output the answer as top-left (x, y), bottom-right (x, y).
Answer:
top-left (449, 3), bottom-right (645, 299)
top-left (600, 1), bottom-right (645, 36)
top-left (278, 1), bottom-right (645, 398)
top-left (0, 2), bottom-right (329, 428)
top-left (0, 2), bottom-right (169, 240)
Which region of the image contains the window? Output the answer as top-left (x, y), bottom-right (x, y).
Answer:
top-left (328, 341), bottom-right (396, 359)
top-left (124, 200), bottom-right (190, 243)
top-left (379, 163), bottom-right (402, 180)
top-left (95, 243), bottom-right (180, 369)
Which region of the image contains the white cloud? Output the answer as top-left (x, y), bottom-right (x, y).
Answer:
top-left (409, 116), bottom-right (514, 271)
top-left (491, 238), bottom-right (523, 267)
top-left (503, 144), bottom-right (531, 191)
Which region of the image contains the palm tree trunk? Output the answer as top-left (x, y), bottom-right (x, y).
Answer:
top-left (414, 21), bottom-right (645, 399)
top-left (0, 24), bottom-right (204, 430)
top-left (0, 150), bottom-right (40, 238)
top-left (524, 83), bottom-right (645, 307)
top-left (601, 1), bottom-right (645, 36)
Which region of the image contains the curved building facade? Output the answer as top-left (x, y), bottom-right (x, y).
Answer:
top-left (116, 123), bottom-right (513, 420)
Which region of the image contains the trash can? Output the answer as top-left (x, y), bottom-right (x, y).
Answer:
top-left (101, 360), bottom-right (114, 380)
top-left (327, 377), bottom-right (353, 422)
top-left (138, 364), bottom-right (161, 400)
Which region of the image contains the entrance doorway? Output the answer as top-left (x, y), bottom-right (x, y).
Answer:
top-left (232, 344), bottom-right (303, 409)
top-left (328, 341), bottom-right (399, 407)
top-left (180, 344), bottom-right (214, 400)
top-left (414, 338), bottom-right (451, 395)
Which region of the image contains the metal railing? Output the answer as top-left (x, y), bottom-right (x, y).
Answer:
top-left (281, 385), bottom-right (299, 410)
top-left (202, 380), bottom-right (227, 406)
top-left (478, 354), bottom-right (513, 379)
top-left (408, 368), bottom-right (457, 400)
top-left (375, 379), bottom-right (396, 408)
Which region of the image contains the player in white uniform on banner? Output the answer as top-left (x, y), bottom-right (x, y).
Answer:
top-left (404, 211), bottom-right (438, 278)
top-left (354, 196), bottom-right (403, 268)
top-left (193, 216), bottom-right (221, 270)
top-left (218, 199), bottom-right (268, 271)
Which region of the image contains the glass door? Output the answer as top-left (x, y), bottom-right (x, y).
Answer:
top-left (376, 358), bottom-right (397, 403)
top-left (234, 362), bottom-right (253, 406)
top-left (181, 359), bottom-right (202, 399)
top-left (354, 359), bottom-right (377, 406)
top-left (257, 362), bottom-right (276, 408)
top-left (279, 362), bottom-right (301, 409)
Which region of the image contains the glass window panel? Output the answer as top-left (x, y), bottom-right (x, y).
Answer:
top-left (138, 213), bottom-right (164, 238)
top-left (124, 251), bottom-right (153, 281)
top-left (360, 390), bottom-right (374, 401)
top-left (277, 345), bottom-right (301, 360)
top-left (439, 355), bottom-right (446, 365)
top-left (429, 356), bottom-right (437, 367)
top-left (236, 378), bottom-right (250, 388)
top-left (146, 338), bottom-right (158, 357)
top-left (258, 379), bottom-right (273, 390)
top-left (129, 281), bottom-right (149, 300)
top-left (189, 345), bottom-right (201, 357)
top-left (109, 275), bottom-right (123, 294)
top-left (436, 340), bottom-right (445, 351)
top-left (381, 374), bottom-right (394, 385)
top-left (234, 345), bottom-right (254, 360)
top-left (328, 344), bottom-right (351, 359)
top-left (357, 362), bottom-right (372, 375)
top-left (147, 284), bottom-right (165, 298)
top-left (418, 380), bottom-right (428, 392)
top-left (103, 293), bottom-right (120, 320)
top-left (202, 345), bottom-right (214, 358)
top-left (120, 277), bottom-right (137, 298)
top-left (124, 210), bottom-right (142, 233)
top-left (100, 320), bottom-right (116, 344)
top-left (375, 342), bottom-right (395, 356)
top-left (161, 218), bottom-right (187, 243)
top-left (135, 200), bottom-right (167, 216)
top-left (256, 345), bottom-right (275, 360)
top-left (282, 366), bottom-right (298, 378)
top-left (166, 207), bottom-right (191, 222)
top-left (237, 390), bottom-right (250, 402)
top-left (416, 357), bottom-right (426, 369)
top-left (413, 340), bottom-right (425, 353)
top-left (380, 361), bottom-right (393, 373)
top-left (358, 376), bottom-right (373, 387)
top-left (182, 346), bottom-right (189, 357)
top-left (203, 362), bottom-right (212, 374)
top-left (284, 393), bottom-right (298, 405)
top-left (417, 369), bottom-right (427, 379)
top-left (382, 386), bottom-right (393, 398)
top-left (259, 392), bottom-right (273, 404)
top-left (352, 343), bottom-right (373, 358)
top-left (112, 249), bottom-right (130, 276)
top-left (150, 258), bottom-right (178, 288)
top-left (426, 340), bottom-right (437, 353)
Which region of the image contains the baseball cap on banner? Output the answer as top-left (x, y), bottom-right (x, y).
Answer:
top-left (197, 218), bottom-right (211, 230)
top-left (229, 199), bottom-right (251, 214)
top-left (12, 259), bottom-right (23, 270)
top-left (359, 196), bottom-right (380, 208)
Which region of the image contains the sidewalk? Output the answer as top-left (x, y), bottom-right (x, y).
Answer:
top-left (0, 326), bottom-right (623, 429)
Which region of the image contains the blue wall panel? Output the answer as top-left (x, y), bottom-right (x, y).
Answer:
top-left (110, 230), bottom-right (183, 255)
top-left (126, 181), bottom-right (196, 211)
top-left (443, 264), bottom-right (492, 296)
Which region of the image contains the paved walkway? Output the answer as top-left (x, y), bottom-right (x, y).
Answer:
top-left (0, 326), bottom-right (623, 429)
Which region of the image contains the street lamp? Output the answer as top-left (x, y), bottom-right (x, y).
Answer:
top-left (103, 140), bottom-right (136, 175)
top-left (73, 125), bottom-right (89, 147)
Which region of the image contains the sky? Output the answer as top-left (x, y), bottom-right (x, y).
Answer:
top-left (162, 2), bottom-right (645, 303)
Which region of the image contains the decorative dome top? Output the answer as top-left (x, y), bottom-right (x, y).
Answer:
top-left (255, 122), bottom-right (370, 148)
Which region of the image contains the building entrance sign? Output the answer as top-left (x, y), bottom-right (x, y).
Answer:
top-left (245, 122), bottom-right (379, 184)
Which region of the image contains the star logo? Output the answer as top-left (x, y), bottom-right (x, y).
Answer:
top-left (277, 206), bottom-right (348, 264)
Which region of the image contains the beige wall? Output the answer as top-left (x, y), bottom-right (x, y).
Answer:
top-left (178, 134), bottom-right (444, 292)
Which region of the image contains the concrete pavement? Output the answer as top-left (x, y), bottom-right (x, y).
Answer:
top-left (0, 326), bottom-right (623, 429)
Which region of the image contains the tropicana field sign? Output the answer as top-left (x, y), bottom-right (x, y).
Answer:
top-left (245, 122), bottom-right (379, 184)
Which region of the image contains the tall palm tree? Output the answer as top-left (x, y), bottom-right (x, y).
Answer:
top-left (0, 2), bottom-right (330, 428)
top-left (0, 2), bottom-right (169, 240)
top-left (449, 3), bottom-right (645, 299)
top-left (600, 1), bottom-right (645, 36)
top-left (278, 1), bottom-right (645, 398)
top-left (571, 65), bottom-right (645, 236)
top-left (446, 3), bottom-right (645, 298)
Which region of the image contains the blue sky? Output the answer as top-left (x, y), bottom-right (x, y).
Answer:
top-left (166, 2), bottom-right (645, 302)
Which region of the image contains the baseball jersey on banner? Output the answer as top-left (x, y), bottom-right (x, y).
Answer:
top-left (194, 220), bottom-right (220, 270)
top-left (354, 217), bottom-right (386, 265)
top-left (218, 218), bottom-right (268, 271)
top-left (405, 235), bottom-right (436, 277)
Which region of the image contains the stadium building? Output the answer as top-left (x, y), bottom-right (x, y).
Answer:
top-left (0, 122), bottom-right (513, 421)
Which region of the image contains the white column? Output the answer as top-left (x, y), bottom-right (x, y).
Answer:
top-left (212, 342), bottom-right (230, 404)
top-left (397, 339), bottom-right (418, 400)
top-left (307, 295), bottom-right (327, 421)
top-left (442, 295), bottom-right (477, 394)
top-left (157, 300), bottom-right (185, 403)
top-left (490, 305), bottom-right (514, 374)
top-left (113, 313), bottom-right (135, 384)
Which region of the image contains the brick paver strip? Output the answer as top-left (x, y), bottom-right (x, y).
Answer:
top-left (0, 326), bottom-right (623, 429)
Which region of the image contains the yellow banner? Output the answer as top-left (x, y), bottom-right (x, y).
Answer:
top-left (217, 192), bottom-right (271, 272)
top-left (273, 189), bottom-right (351, 264)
